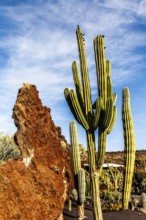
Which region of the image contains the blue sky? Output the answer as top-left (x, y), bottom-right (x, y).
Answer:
top-left (0, 0), bottom-right (146, 151)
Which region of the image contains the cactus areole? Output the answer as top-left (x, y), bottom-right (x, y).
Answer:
top-left (64, 26), bottom-right (117, 220)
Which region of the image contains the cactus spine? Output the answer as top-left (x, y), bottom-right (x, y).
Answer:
top-left (65, 27), bottom-right (117, 220)
top-left (122, 87), bottom-right (136, 210)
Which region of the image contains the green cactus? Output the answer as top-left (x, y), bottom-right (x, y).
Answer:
top-left (94, 36), bottom-right (117, 170)
top-left (141, 193), bottom-right (146, 211)
top-left (65, 26), bottom-right (117, 220)
top-left (85, 171), bottom-right (91, 197)
top-left (122, 87), bottom-right (136, 210)
top-left (72, 188), bottom-right (78, 202)
top-left (70, 121), bottom-right (86, 218)
top-left (68, 199), bottom-right (72, 211)
top-left (69, 120), bottom-right (81, 175)
top-left (78, 168), bottom-right (86, 219)
top-left (78, 168), bottom-right (86, 205)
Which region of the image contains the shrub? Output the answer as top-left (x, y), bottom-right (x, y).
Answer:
top-left (0, 133), bottom-right (20, 163)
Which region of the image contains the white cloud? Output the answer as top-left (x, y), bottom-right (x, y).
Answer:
top-left (0, 0), bottom-right (146, 150)
top-left (137, 0), bottom-right (146, 18)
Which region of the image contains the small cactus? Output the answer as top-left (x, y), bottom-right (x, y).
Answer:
top-left (70, 120), bottom-right (81, 175)
top-left (78, 168), bottom-right (86, 205)
top-left (141, 193), bottom-right (146, 211)
top-left (72, 188), bottom-right (78, 202)
top-left (68, 199), bottom-right (72, 211)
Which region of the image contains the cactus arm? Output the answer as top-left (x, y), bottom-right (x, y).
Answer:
top-left (94, 36), bottom-right (107, 107)
top-left (96, 129), bottom-right (106, 170)
top-left (102, 98), bottom-right (113, 130)
top-left (76, 26), bottom-right (92, 116)
top-left (122, 87), bottom-right (136, 210)
top-left (93, 97), bottom-right (103, 130)
top-left (106, 60), bottom-right (111, 76)
top-left (112, 93), bottom-right (117, 105)
top-left (69, 90), bottom-right (89, 130)
top-left (106, 60), bottom-right (112, 98)
top-left (64, 88), bottom-right (80, 122)
top-left (64, 88), bottom-right (89, 130)
top-left (107, 106), bottom-right (117, 134)
top-left (72, 61), bottom-right (85, 112)
top-left (107, 76), bottom-right (112, 99)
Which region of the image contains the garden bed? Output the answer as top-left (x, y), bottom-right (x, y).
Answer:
top-left (63, 201), bottom-right (146, 220)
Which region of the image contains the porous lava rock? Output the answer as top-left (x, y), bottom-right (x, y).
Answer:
top-left (0, 83), bottom-right (74, 220)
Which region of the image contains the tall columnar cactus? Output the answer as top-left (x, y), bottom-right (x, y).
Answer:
top-left (122, 87), bottom-right (136, 210)
top-left (78, 168), bottom-right (86, 204)
top-left (70, 120), bottom-right (81, 175)
top-left (64, 26), bottom-right (117, 220)
top-left (94, 36), bottom-right (117, 170)
top-left (70, 121), bottom-right (86, 218)
top-left (78, 168), bottom-right (86, 219)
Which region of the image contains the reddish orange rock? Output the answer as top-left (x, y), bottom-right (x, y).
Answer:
top-left (0, 83), bottom-right (74, 220)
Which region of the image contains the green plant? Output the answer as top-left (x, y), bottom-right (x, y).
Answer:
top-left (100, 169), bottom-right (112, 191)
top-left (78, 168), bottom-right (86, 219)
top-left (108, 166), bottom-right (122, 191)
top-left (69, 120), bottom-right (81, 176)
top-left (65, 26), bottom-right (117, 220)
top-left (85, 171), bottom-right (91, 197)
top-left (141, 193), bottom-right (146, 210)
top-left (0, 133), bottom-right (20, 163)
top-left (68, 199), bottom-right (72, 211)
top-left (94, 36), bottom-right (117, 171)
top-left (122, 87), bottom-right (136, 209)
top-left (69, 121), bottom-right (86, 219)
top-left (72, 188), bottom-right (78, 201)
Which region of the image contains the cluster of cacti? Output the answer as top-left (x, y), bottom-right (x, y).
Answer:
top-left (0, 133), bottom-right (20, 163)
top-left (100, 167), bottom-right (123, 192)
top-left (65, 26), bottom-right (117, 220)
top-left (108, 166), bottom-right (122, 192)
top-left (69, 120), bottom-right (86, 219)
top-left (122, 87), bottom-right (136, 210)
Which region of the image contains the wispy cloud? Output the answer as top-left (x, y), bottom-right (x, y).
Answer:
top-left (0, 0), bottom-right (146, 150)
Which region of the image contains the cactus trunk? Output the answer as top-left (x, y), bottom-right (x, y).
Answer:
top-left (97, 129), bottom-right (106, 170)
top-left (86, 131), bottom-right (103, 220)
top-left (122, 87), bottom-right (136, 210)
top-left (91, 171), bottom-right (103, 220)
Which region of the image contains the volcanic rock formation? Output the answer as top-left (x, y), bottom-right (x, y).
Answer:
top-left (0, 83), bottom-right (74, 220)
